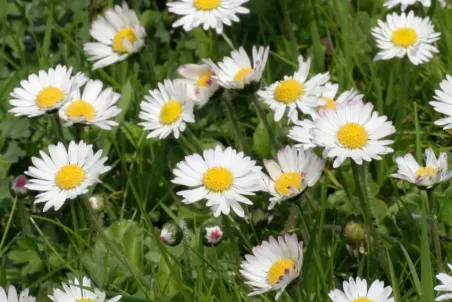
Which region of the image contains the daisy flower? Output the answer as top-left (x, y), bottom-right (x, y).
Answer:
top-left (83, 2), bottom-right (146, 70)
top-left (391, 148), bottom-right (452, 188)
top-left (204, 46), bottom-right (269, 90)
top-left (261, 145), bottom-right (325, 210)
top-left (160, 222), bottom-right (183, 246)
top-left (384, 0), bottom-right (446, 10)
top-left (49, 276), bottom-right (121, 302)
top-left (240, 234), bottom-right (303, 300)
top-left (139, 79), bottom-right (195, 139)
top-left (435, 263), bottom-right (452, 301)
top-left (203, 225), bottom-right (224, 245)
top-left (312, 83), bottom-right (364, 118)
top-left (11, 175), bottom-right (28, 194)
top-left (372, 11), bottom-right (440, 65)
top-left (177, 63), bottom-right (220, 107)
top-left (59, 79), bottom-right (121, 130)
top-left (287, 119), bottom-right (317, 150)
top-left (312, 101), bottom-right (396, 168)
top-left (25, 141), bottom-right (111, 211)
top-left (0, 285), bottom-right (35, 302)
top-left (430, 75), bottom-right (452, 130)
top-left (329, 277), bottom-right (394, 302)
top-left (257, 55), bottom-right (329, 123)
top-left (9, 65), bottom-right (87, 117)
top-left (167, 0), bottom-right (250, 34)
top-left (171, 146), bottom-right (262, 217)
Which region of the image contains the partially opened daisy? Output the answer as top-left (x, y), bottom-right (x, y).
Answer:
top-left (328, 277), bottom-right (394, 302)
top-left (177, 64), bottom-right (220, 107)
top-left (0, 285), bottom-right (35, 302)
top-left (391, 148), bottom-right (452, 188)
top-left (171, 146), bottom-right (262, 217)
top-left (25, 141), bottom-right (111, 211)
top-left (372, 11), bottom-right (440, 65)
top-left (9, 65), bottom-right (87, 117)
top-left (83, 2), bottom-right (146, 70)
top-left (261, 145), bottom-right (325, 210)
top-left (49, 276), bottom-right (121, 302)
top-left (167, 0), bottom-right (250, 34)
top-left (204, 46), bottom-right (269, 90)
top-left (59, 79), bottom-right (121, 130)
top-left (204, 225), bottom-right (224, 245)
top-left (312, 83), bottom-right (364, 118)
top-left (430, 75), bottom-right (452, 130)
top-left (312, 101), bottom-right (396, 168)
top-left (435, 263), bottom-right (452, 301)
top-left (384, 0), bottom-right (446, 10)
top-left (240, 234), bottom-right (303, 300)
top-left (287, 119), bottom-right (317, 150)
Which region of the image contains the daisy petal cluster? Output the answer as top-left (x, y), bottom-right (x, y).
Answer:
top-left (328, 277), bottom-right (394, 302)
top-left (84, 2), bottom-right (146, 70)
top-left (430, 75), bottom-right (452, 130)
top-left (287, 119), bottom-right (317, 150)
top-left (391, 148), bottom-right (452, 188)
top-left (240, 234), bottom-right (303, 300)
top-left (435, 263), bottom-right (452, 301)
top-left (384, 0), bottom-right (446, 10)
top-left (314, 83), bottom-right (364, 118)
top-left (49, 276), bottom-right (121, 302)
top-left (172, 146), bottom-right (262, 217)
top-left (168, 0), bottom-right (250, 34)
top-left (372, 11), bottom-right (440, 65)
top-left (261, 145), bottom-right (325, 209)
top-left (0, 285), bottom-right (35, 302)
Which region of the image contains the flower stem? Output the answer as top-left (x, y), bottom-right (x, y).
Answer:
top-left (351, 163), bottom-right (373, 243)
top-left (427, 188), bottom-right (443, 272)
top-left (251, 95), bottom-right (280, 150)
top-left (52, 114), bottom-right (65, 142)
top-left (221, 32), bottom-right (236, 50)
top-left (395, 57), bottom-right (410, 146)
top-left (222, 94), bottom-right (249, 153)
top-left (0, 195), bottom-right (18, 255)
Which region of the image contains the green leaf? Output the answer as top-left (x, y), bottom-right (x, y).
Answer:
top-left (2, 141), bottom-right (25, 163)
top-left (252, 120), bottom-right (271, 159)
top-left (0, 118), bottom-right (30, 139)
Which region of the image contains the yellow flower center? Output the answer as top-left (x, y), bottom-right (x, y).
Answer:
top-left (274, 79), bottom-right (304, 104)
top-left (267, 258), bottom-right (296, 285)
top-left (275, 172), bottom-right (303, 195)
top-left (203, 167), bottom-right (233, 192)
top-left (391, 27), bottom-right (418, 48)
top-left (159, 100), bottom-right (182, 125)
top-left (77, 299), bottom-right (94, 302)
top-left (55, 164), bottom-right (85, 190)
top-left (233, 67), bottom-right (253, 82)
top-left (197, 71), bottom-right (213, 88)
top-left (320, 96), bottom-right (336, 110)
top-left (352, 298), bottom-right (373, 302)
top-left (112, 27), bottom-right (137, 53)
top-left (337, 123), bottom-right (369, 149)
top-left (415, 166), bottom-right (438, 178)
top-left (194, 0), bottom-right (221, 10)
top-left (66, 100), bottom-right (96, 121)
top-left (36, 87), bottom-right (64, 109)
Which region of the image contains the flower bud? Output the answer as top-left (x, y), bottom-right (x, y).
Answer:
top-left (11, 175), bottom-right (28, 194)
top-left (160, 222), bottom-right (183, 246)
top-left (344, 217), bottom-right (365, 244)
top-left (202, 225), bottom-right (224, 246)
top-left (88, 195), bottom-right (105, 212)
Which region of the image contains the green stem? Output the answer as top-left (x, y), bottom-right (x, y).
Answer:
top-left (52, 114), bottom-right (65, 142)
top-left (0, 196), bottom-right (18, 254)
top-left (185, 127), bottom-right (204, 153)
top-left (16, 197), bottom-right (30, 236)
top-left (220, 32), bottom-right (235, 50)
top-left (251, 95), bottom-right (279, 149)
top-left (396, 57), bottom-right (410, 145)
top-left (222, 94), bottom-right (249, 153)
top-left (428, 188), bottom-right (443, 272)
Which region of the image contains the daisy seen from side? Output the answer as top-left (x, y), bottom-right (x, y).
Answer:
top-left (435, 263), bottom-right (452, 301)
top-left (384, 0), bottom-right (446, 10)
top-left (430, 75), bottom-right (452, 130)
top-left (0, 285), bottom-right (35, 302)
top-left (49, 276), bottom-right (121, 302)
top-left (328, 277), bottom-right (394, 302)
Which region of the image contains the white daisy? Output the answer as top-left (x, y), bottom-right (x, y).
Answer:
top-left (25, 141), bottom-right (111, 211)
top-left (430, 75), bottom-right (452, 130)
top-left (435, 263), bottom-right (452, 301)
top-left (49, 276), bottom-right (121, 302)
top-left (83, 2), bottom-right (146, 70)
top-left (240, 234), bottom-right (303, 301)
top-left (257, 55), bottom-right (329, 123)
top-left (204, 225), bottom-right (223, 245)
top-left (177, 63), bottom-right (220, 107)
top-left (329, 277), bottom-right (394, 302)
top-left (139, 79), bottom-right (195, 139)
top-left (167, 0), bottom-right (250, 34)
top-left (384, 0), bottom-right (446, 10)
top-left (9, 65), bottom-right (87, 117)
top-left (171, 145), bottom-right (262, 217)
top-left (391, 148), bottom-right (452, 188)
top-left (59, 79), bottom-right (121, 130)
top-left (287, 119), bottom-right (317, 150)
top-left (372, 11), bottom-right (440, 65)
top-left (312, 83), bottom-right (364, 118)
top-left (0, 285), bottom-right (35, 302)
top-left (11, 175), bottom-right (28, 194)
top-left (204, 46), bottom-right (269, 90)
top-left (261, 145), bottom-right (325, 210)
top-left (312, 101), bottom-right (396, 168)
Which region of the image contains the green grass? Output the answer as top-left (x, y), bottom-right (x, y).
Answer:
top-left (2, 0), bottom-right (452, 301)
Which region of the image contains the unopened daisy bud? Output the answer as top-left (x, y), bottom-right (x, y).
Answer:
top-left (88, 195), bottom-right (105, 212)
top-left (11, 175), bottom-right (28, 194)
top-left (344, 217), bottom-right (365, 244)
top-left (160, 222), bottom-right (183, 246)
top-left (202, 225), bottom-right (224, 246)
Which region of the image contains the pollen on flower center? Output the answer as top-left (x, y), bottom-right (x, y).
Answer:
top-left (197, 71), bottom-right (213, 88)
top-left (234, 67), bottom-right (253, 82)
top-left (159, 100), bottom-right (183, 125)
top-left (352, 298), bottom-right (373, 302)
top-left (194, 0), bottom-right (221, 10)
top-left (274, 79), bottom-right (304, 104)
top-left (320, 96), bottom-right (336, 110)
top-left (275, 172), bottom-right (303, 195)
top-left (267, 258), bottom-right (296, 285)
top-left (55, 164), bottom-right (85, 190)
top-left (77, 299), bottom-right (94, 302)
top-left (415, 166), bottom-right (438, 178)
top-left (203, 167), bottom-right (233, 192)
top-left (66, 100), bottom-right (96, 121)
top-left (36, 87), bottom-right (64, 109)
top-left (391, 27), bottom-right (418, 48)
top-left (336, 123), bottom-right (369, 149)
top-left (112, 27), bottom-right (137, 53)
